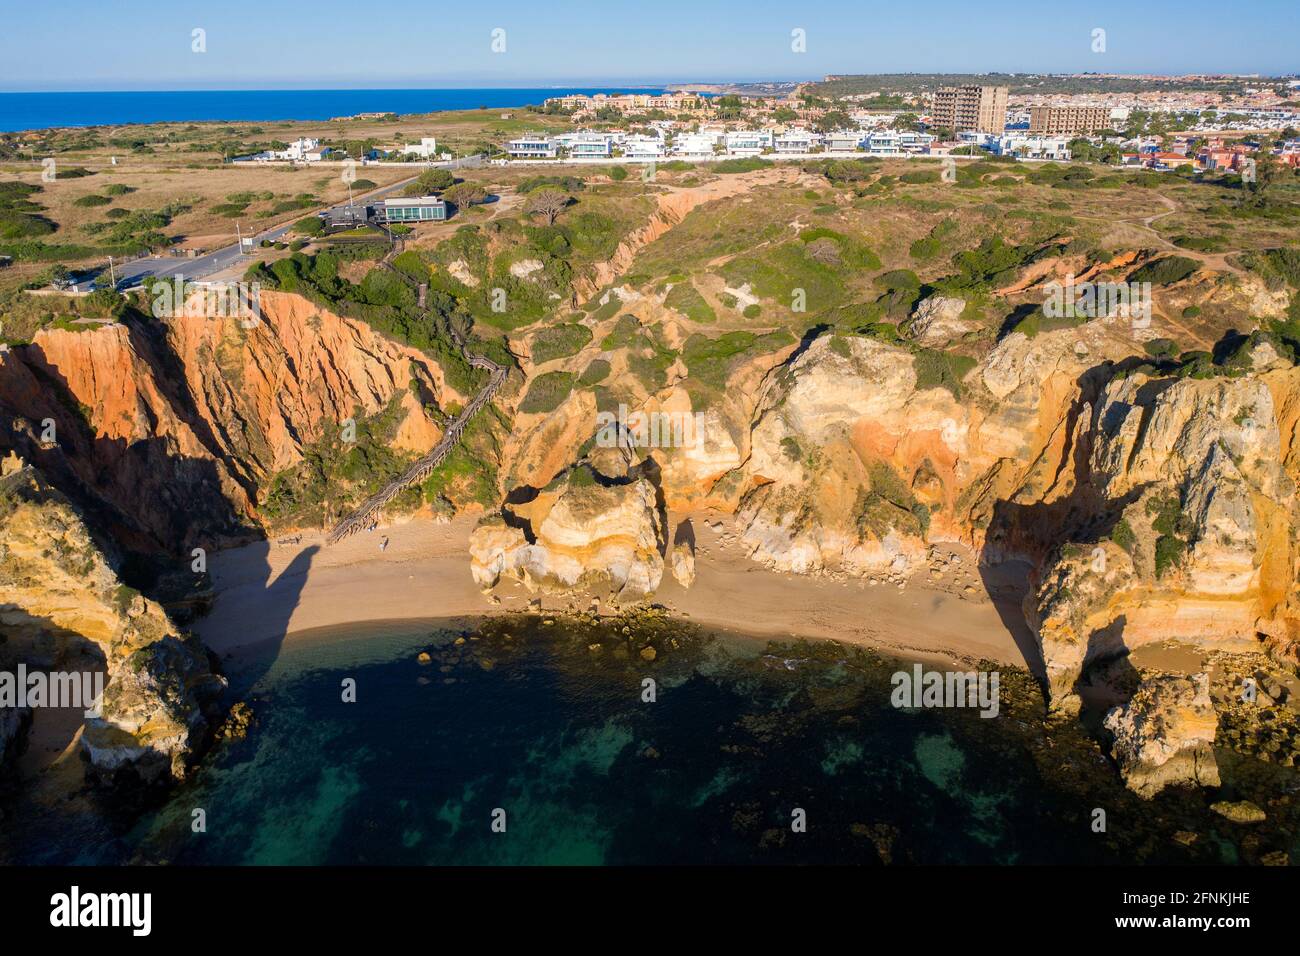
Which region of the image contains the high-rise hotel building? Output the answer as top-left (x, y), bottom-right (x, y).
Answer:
top-left (929, 85), bottom-right (1009, 134)
top-left (1028, 105), bottom-right (1113, 135)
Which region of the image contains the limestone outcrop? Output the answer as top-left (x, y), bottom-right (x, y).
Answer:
top-left (906, 296), bottom-right (972, 348)
top-left (1028, 364), bottom-right (1300, 709)
top-left (470, 463), bottom-right (664, 601)
top-left (1103, 673), bottom-right (1221, 798)
top-left (0, 455), bottom-right (225, 786)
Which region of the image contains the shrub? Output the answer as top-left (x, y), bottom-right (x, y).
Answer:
top-left (664, 280), bottom-right (716, 324)
top-left (518, 370), bottom-right (576, 413)
top-left (1110, 518), bottom-right (1136, 554)
top-left (529, 323), bottom-right (592, 365)
top-left (713, 157), bottom-right (770, 174)
top-left (913, 349), bottom-right (976, 398)
top-left (1128, 256), bottom-right (1198, 286)
top-left (578, 359), bottom-right (610, 386)
top-left (909, 236), bottom-right (941, 260)
top-left (1143, 337), bottom-right (1179, 358)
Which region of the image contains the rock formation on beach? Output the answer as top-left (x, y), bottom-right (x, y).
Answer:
top-left (1103, 673), bottom-right (1221, 798)
top-left (470, 462), bottom-right (665, 601)
top-left (3, 151), bottom-right (1300, 813)
top-left (0, 453), bottom-right (225, 786)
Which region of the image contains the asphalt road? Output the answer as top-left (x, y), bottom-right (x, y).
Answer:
top-left (101, 174), bottom-right (423, 291)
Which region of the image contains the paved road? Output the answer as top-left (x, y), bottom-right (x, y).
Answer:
top-left (100, 174), bottom-right (425, 291)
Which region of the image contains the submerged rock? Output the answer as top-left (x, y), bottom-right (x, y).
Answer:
top-left (1210, 800), bottom-right (1266, 824)
top-left (1103, 673), bottom-right (1220, 799)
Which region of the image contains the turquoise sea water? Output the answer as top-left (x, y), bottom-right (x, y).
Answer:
top-left (4, 615), bottom-right (1299, 865)
top-left (0, 88), bottom-right (665, 133)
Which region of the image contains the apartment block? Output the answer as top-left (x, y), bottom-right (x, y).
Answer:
top-left (1028, 105), bottom-right (1112, 135)
top-left (930, 85), bottom-right (1008, 134)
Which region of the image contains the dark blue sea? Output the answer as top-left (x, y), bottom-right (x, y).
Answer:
top-left (3, 614), bottom-right (1297, 866)
top-left (0, 88), bottom-right (665, 133)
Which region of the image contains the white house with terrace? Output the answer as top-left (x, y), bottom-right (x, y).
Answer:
top-left (505, 136), bottom-right (558, 159)
top-left (671, 131), bottom-right (722, 157)
top-left (774, 129), bottom-right (822, 152)
top-left (622, 134), bottom-right (667, 159)
top-left (723, 130), bottom-right (773, 156)
top-left (554, 131), bottom-right (616, 158)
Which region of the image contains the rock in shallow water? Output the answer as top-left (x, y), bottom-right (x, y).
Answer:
top-left (1210, 800), bottom-right (1267, 824)
top-left (1103, 673), bottom-right (1220, 799)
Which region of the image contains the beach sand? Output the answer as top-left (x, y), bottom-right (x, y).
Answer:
top-left (194, 510), bottom-right (1036, 669)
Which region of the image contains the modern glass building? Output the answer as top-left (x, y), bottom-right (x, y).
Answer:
top-left (374, 196), bottom-right (448, 222)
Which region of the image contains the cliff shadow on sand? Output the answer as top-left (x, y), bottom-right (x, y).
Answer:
top-left (207, 542), bottom-right (319, 698)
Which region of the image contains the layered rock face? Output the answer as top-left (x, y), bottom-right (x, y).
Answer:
top-left (727, 327), bottom-right (1132, 578)
top-left (469, 462), bottom-right (665, 601)
top-left (0, 454), bottom-right (225, 786)
top-left (1029, 358), bottom-right (1300, 709)
top-left (1103, 673), bottom-right (1221, 798)
top-left (905, 295), bottom-right (975, 348)
top-left (0, 290), bottom-right (460, 552)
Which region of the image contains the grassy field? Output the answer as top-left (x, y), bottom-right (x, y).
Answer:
top-left (3, 106), bottom-right (1298, 408)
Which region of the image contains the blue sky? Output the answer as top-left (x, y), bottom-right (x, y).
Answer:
top-left (0, 0), bottom-right (1296, 90)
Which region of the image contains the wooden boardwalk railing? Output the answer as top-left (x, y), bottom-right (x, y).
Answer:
top-left (326, 240), bottom-right (507, 545)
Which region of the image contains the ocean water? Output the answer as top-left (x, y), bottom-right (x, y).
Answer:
top-left (0, 88), bottom-right (664, 133)
top-left (4, 615), bottom-right (1299, 865)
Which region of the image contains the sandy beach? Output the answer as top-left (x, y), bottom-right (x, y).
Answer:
top-left (194, 509), bottom-right (1035, 669)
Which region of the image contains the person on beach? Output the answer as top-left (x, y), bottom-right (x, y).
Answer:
top-left (380, 536), bottom-right (389, 553)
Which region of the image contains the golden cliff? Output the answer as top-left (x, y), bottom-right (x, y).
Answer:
top-left (0, 290), bottom-right (466, 553)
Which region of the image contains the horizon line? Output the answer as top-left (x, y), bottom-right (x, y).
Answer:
top-left (3, 70), bottom-right (1298, 96)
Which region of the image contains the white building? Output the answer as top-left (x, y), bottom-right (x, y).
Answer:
top-left (622, 134), bottom-right (666, 159)
top-left (897, 131), bottom-right (936, 152)
top-left (505, 136), bottom-right (558, 159)
top-left (865, 131), bottom-right (901, 155)
top-left (554, 131), bottom-right (616, 158)
top-left (992, 134), bottom-right (1071, 160)
top-left (671, 131), bottom-right (722, 157)
top-left (277, 137), bottom-right (322, 161)
top-left (724, 130), bottom-right (773, 156)
top-left (401, 137), bottom-right (439, 159)
top-left (774, 129), bottom-right (822, 153)
top-left (824, 131), bottom-right (864, 153)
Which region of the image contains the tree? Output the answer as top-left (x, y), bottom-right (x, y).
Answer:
top-left (814, 110), bottom-right (853, 133)
top-left (1247, 151), bottom-right (1284, 205)
top-left (405, 168), bottom-right (455, 196)
top-left (294, 215), bottom-right (325, 237)
top-left (444, 182), bottom-right (487, 209)
top-left (527, 189), bottom-right (570, 225)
